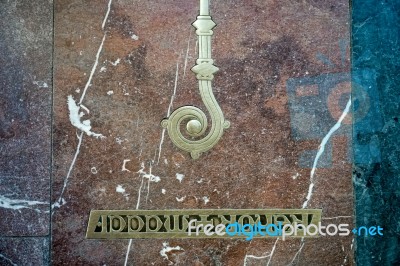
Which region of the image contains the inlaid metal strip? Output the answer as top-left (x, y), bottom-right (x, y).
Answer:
top-left (86, 209), bottom-right (322, 239)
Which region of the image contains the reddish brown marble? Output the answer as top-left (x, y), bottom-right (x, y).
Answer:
top-left (52, 0), bottom-right (353, 265)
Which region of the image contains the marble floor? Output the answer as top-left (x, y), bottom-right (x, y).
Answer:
top-left (0, 0), bottom-right (399, 265)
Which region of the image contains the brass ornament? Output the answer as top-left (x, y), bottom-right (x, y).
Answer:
top-left (86, 209), bottom-right (322, 239)
top-left (161, 0), bottom-right (230, 159)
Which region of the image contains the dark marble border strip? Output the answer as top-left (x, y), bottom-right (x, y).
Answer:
top-left (49, 1), bottom-right (56, 265)
top-left (0, 0), bottom-right (53, 265)
top-left (0, 0), bottom-right (53, 237)
top-left (0, 237), bottom-right (49, 266)
top-left (352, 0), bottom-right (400, 264)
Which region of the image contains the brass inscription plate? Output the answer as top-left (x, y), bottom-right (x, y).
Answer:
top-left (86, 209), bottom-right (322, 239)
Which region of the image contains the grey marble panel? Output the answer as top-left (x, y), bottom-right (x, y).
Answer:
top-left (0, 0), bottom-right (52, 236)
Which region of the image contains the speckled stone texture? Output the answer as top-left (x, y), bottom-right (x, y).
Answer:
top-left (0, 0), bottom-right (52, 237)
top-left (352, 1), bottom-right (400, 264)
top-left (0, 1), bottom-right (52, 265)
top-left (0, 237), bottom-right (49, 266)
top-left (52, 0), bottom-right (353, 265)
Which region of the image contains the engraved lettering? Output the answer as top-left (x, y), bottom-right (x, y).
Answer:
top-left (127, 215), bottom-right (144, 232)
top-left (145, 215), bottom-right (163, 232)
top-left (109, 215), bottom-right (126, 233)
top-left (86, 209), bottom-right (322, 239)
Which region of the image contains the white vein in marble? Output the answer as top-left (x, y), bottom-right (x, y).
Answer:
top-left (160, 242), bottom-right (184, 264)
top-left (302, 97), bottom-right (352, 208)
top-left (0, 195), bottom-right (48, 213)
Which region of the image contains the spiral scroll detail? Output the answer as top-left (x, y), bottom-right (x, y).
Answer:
top-left (161, 1), bottom-right (229, 159)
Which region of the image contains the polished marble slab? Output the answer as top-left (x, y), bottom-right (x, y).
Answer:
top-left (0, 0), bottom-right (52, 237)
top-left (0, 0), bottom-right (398, 264)
top-left (0, 237), bottom-right (49, 266)
top-left (51, 0), bottom-right (354, 265)
top-left (352, 1), bottom-right (400, 264)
